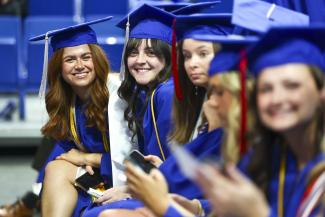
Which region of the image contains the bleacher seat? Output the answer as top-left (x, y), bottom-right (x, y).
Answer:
top-left (84, 0), bottom-right (128, 16)
top-left (24, 16), bottom-right (76, 92)
top-left (85, 15), bottom-right (125, 72)
top-left (28, 0), bottom-right (74, 15)
top-left (98, 37), bottom-right (124, 73)
top-left (0, 16), bottom-right (25, 119)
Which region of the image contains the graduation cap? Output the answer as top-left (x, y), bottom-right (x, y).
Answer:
top-left (140, 1), bottom-right (191, 12)
top-left (172, 13), bottom-right (233, 100)
top-left (171, 1), bottom-right (221, 15)
top-left (247, 26), bottom-right (325, 76)
top-left (194, 34), bottom-right (259, 76)
top-left (29, 16), bottom-right (113, 98)
top-left (175, 13), bottom-right (233, 41)
top-left (116, 4), bottom-right (175, 80)
top-left (232, 0), bottom-right (310, 33)
top-left (192, 34), bottom-right (258, 156)
top-left (116, 3), bottom-right (175, 44)
top-left (30, 16), bottom-right (113, 51)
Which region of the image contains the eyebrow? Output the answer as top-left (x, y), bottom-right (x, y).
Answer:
top-left (63, 52), bottom-right (92, 59)
top-left (196, 45), bottom-right (210, 50)
top-left (144, 47), bottom-right (154, 51)
top-left (183, 45), bottom-right (211, 52)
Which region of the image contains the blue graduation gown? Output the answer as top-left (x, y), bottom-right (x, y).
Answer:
top-left (82, 79), bottom-right (175, 217)
top-left (159, 128), bottom-right (223, 199)
top-left (81, 128), bottom-right (223, 217)
top-left (267, 147), bottom-right (325, 217)
top-left (36, 99), bottom-right (112, 217)
top-left (142, 79), bottom-right (174, 159)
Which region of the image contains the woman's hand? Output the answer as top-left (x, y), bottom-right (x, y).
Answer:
top-left (95, 185), bottom-right (131, 205)
top-left (125, 162), bottom-right (170, 216)
top-left (202, 99), bottom-right (220, 132)
top-left (170, 194), bottom-right (201, 216)
top-left (195, 164), bottom-right (270, 217)
top-left (56, 148), bottom-right (102, 168)
top-left (56, 148), bottom-right (87, 166)
top-left (144, 155), bottom-right (163, 167)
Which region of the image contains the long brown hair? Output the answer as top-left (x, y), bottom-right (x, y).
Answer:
top-left (41, 44), bottom-right (110, 141)
top-left (169, 41), bottom-right (220, 144)
top-left (118, 38), bottom-right (171, 142)
top-left (247, 66), bottom-right (325, 194)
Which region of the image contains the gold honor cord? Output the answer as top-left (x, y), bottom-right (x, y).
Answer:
top-left (277, 146), bottom-right (286, 217)
top-left (150, 89), bottom-right (166, 161)
top-left (102, 132), bottom-right (109, 152)
top-left (69, 97), bottom-right (109, 153)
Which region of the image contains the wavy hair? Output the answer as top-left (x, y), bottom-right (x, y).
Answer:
top-left (212, 72), bottom-right (254, 164)
top-left (169, 41), bottom-right (221, 144)
top-left (118, 38), bottom-right (171, 142)
top-left (41, 44), bottom-right (110, 141)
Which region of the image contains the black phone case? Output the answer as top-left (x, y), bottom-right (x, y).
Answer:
top-left (129, 150), bottom-right (156, 174)
top-left (74, 168), bottom-right (105, 191)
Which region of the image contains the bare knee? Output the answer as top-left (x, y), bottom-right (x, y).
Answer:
top-left (44, 160), bottom-right (77, 185)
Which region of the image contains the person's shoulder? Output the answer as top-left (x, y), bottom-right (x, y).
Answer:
top-left (155, 79), bottom-right (174, 97)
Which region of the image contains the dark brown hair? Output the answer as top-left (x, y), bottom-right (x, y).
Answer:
top-left (118, 38), bottom-right (171, 142)
top-left (169, 41), bottom-right (220, 144)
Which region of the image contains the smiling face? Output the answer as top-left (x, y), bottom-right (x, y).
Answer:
top-left (61, 44), bottom-right (96, 97)
top-left (182, 39), bottom-right (215, 88)
top-left (257, 63), bottom-right (321, 133)
top-left (127, 39), bottom-right (165, 86)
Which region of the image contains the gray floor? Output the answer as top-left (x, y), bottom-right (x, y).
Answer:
top-left (0, 94), bottom-right (45, 147)
top-left (0, 156), bottom-right (37, 205)
top-left (0, 94), bottom-right (43, 216)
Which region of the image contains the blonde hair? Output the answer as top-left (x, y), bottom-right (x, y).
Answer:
top-left (216, 71), bottom-right (253, 163)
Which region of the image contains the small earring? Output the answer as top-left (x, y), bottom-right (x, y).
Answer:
top-left (195, 86), bottom-right (198, 95)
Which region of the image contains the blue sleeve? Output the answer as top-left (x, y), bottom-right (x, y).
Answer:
top-left (199, 199), bottom-right (211, 216)
top-left (268, 208), bottom-right (277, 217)
top-left (100, 152), bottom-right (113, 186)
top-left (164, 205), bottom-right (187, 217)
top-left (143, 79), bottom-right (174, 159)
top-left (159, 128), bottom-right (222, 199)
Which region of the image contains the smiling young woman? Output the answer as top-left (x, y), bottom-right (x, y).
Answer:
top-left (28, 17), bottom-right (114, 217)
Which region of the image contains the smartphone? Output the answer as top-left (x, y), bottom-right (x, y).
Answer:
top-left (129, 150), bottom-right (156, 174)
top-left (74, 168), bottom-right (109, 192)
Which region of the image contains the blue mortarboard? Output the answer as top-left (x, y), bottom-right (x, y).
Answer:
top-left (190, 35), bottom-right (259, 76)
top-left (248, 26), bottom-right (325, 76)
top-left (171, 1), bottom-right (221, 15)
top-left (175, 13), bottom-right (233, 41)
top-left (140, 1), bottom-right (191, 12)
top-left (192, 34), bottom-right (258, 157)
top-left (116, 4), bottom-right (175, 44)
top-left (29, 16), bottom-right (113, 98)
top-left (232, 0), bottom-right (309, 33)
top-left (30, 16), bottom-right (113, 51)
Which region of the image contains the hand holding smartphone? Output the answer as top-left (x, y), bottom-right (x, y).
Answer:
top-left (74, 168), bottom-right (110, 198)
top-left (128, 150), bottom-right (156, 174)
